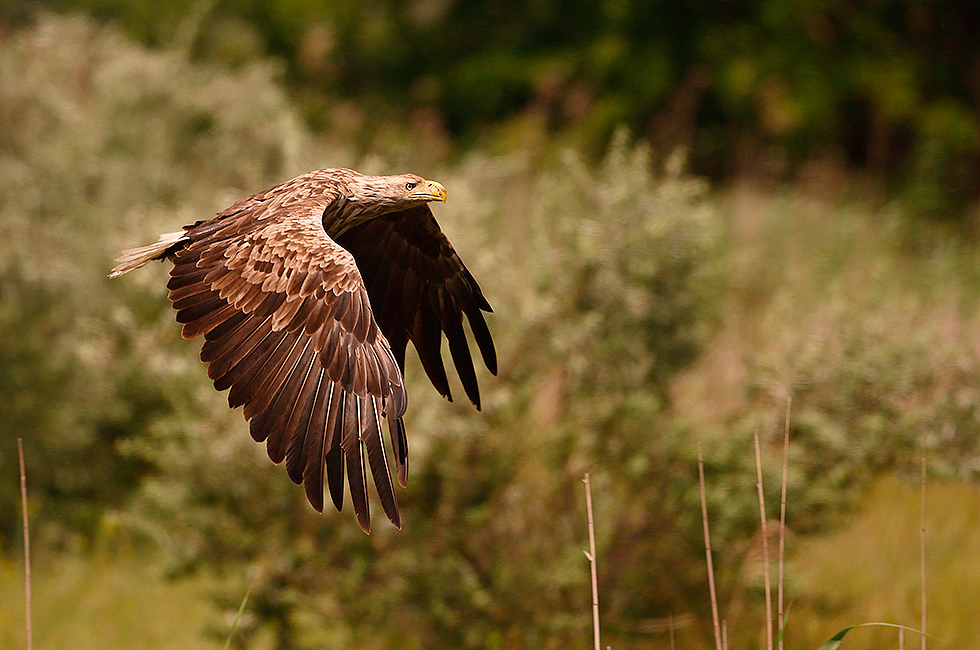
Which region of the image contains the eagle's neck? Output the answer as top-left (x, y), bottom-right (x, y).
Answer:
top-left (323, 197), bottom-right (395, 237)
top-left (321, 173), bottom-right (412, 237)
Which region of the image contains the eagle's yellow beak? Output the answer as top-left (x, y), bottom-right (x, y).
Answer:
top-left (410, 180), bottom-right (447, 203)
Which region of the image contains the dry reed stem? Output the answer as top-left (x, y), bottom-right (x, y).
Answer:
top-left (754, 429), bottom-right (773, 650)
top-left (778, 396), bottom-right (791, 650)
top-left (920, 430), bottom-right (927, 650)
top-left (668, 612), bottom-right (675, 650)
top-left (697, 442), bottom-right (722, 650)
top-left (722, 619), bottom-right (728, 650)
top-left (583, 473), bottom-right (601, 650)
top-left (18, 438), bottom-right (33, 650)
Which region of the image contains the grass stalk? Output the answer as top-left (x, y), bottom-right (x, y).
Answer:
top-left (668, 612), bottom-right (675, 650)
top-left (920, 430), bottom-right (927, 650)
top-left (583, 473), bottom-right (601, 650)
top-left (754, 429), bottom-right (773, 650)
top-left (222, 586), bottom-right (252, 650)
top-left (778, 397), bottom-right (791, 650)
top-left (18, 438), bottom-right (33, 650)
top-left (697, 442), bottom-right (722, 650)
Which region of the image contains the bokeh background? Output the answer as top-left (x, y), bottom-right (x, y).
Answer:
top-left (2, 2), bottom-right (980, 649)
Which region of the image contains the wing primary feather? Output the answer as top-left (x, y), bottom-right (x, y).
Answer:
top-left (413, 302), bottom-right (452, 400)
top-left (175, 295), bottom-right (228, 325)
top-left (214, 327), bottom-right (287, 395)
top-left (285, 368), bottom-right (324, 485)
top-left (206, 318), bottom-right (275, 381)
top-left (282, 366), bottom-right (323, 481)
top-left (463, 267), bottom-right (494, 313)
top-left (300, 378), bottom-right (332, 512)
top-left (201, 310), bottom-right (264, 365)
top-left (386, 379), bottom-right (408, 421)
top-left (223, 329), bottom-right (296, 406)
top-left (180, 301), bottom-right (239, 339)
top-left (463, 304), bottom-right (498, 375)
top-left (325, 445), bottom-right (345, 512)
top-left (267, 343), bottom-right (320, 464)
top-left (243, 337), bottom-right (310, 420)
top-left (364, 396), bottom-right (399, 527)
top-left (439, 290), bottom-right (481, 409)
top-left (342, 395), bottom-right (370, 533)
top-left (249, 339), bottom-right (314, 446)
top-left (400, 266), bottom-right (423, 329)
top-left (172, 289), bottom-right (219, 312)
top-left (248, 377), bottom-right (285, 443)
top-left (324, 389), bottom-right (345, 512)
top-left (168, 280), bottom-right (211, 303)
top-left (389, 415), bottom-right (408, 488)
top-left (371, 345), bottom-right (407, 418)
top-left (204, 309), bottom-right (249, 342)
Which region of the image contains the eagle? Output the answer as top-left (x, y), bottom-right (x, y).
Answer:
top-left (110, 169), bottom-right (496, 533)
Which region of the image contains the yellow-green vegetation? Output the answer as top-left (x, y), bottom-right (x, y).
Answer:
top-left (3, 11), bottom-right (980, 650)
top-left (0, 551), bottom-right (222, 650)
top-left (789, 476), bottom-right (980, 650)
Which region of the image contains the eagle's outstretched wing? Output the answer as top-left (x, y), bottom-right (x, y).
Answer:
top-left (337, 205), bottom-right (497, 409)
top-left (166, 201), bottom-right (407, 533)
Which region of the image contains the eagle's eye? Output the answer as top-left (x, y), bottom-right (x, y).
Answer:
top-left (405, 182), bottom-right (417, 191)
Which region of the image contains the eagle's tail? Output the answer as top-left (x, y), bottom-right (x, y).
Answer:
top-left (109, 230), bottom-right (188, 278)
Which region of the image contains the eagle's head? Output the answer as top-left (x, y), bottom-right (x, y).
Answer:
top-left (318, 170), bottom-right (448, 236)
top-left (348, 173), bottom-right (447, 210)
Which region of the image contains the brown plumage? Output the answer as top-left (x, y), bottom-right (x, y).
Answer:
top-left (110, 168), bottom-right (496, 533)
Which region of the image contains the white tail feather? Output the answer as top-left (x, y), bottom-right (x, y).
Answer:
top-left (109, 230), bottom-right (188, 278)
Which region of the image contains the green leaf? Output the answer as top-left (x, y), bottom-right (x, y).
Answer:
top-left (817, 622), bottom-right (939, 650)
top-left (222, 586), bottom-right (252, 650)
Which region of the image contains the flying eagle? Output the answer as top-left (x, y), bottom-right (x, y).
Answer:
top-left (110, 169), bottom-right (496, 533)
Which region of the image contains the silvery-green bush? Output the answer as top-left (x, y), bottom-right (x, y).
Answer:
top-left (0, 12), bottom-right (311, 545)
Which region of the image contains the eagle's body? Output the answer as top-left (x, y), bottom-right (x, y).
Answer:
top-left (111, 169), bottom-right (496, 533)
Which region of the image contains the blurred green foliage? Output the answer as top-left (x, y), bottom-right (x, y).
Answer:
top-left (0, 11), bottom-right (311, 548)
top-left (3, 10), bottom-right (980, 650)
top-left (11, 0), bottom-right (979, 208)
